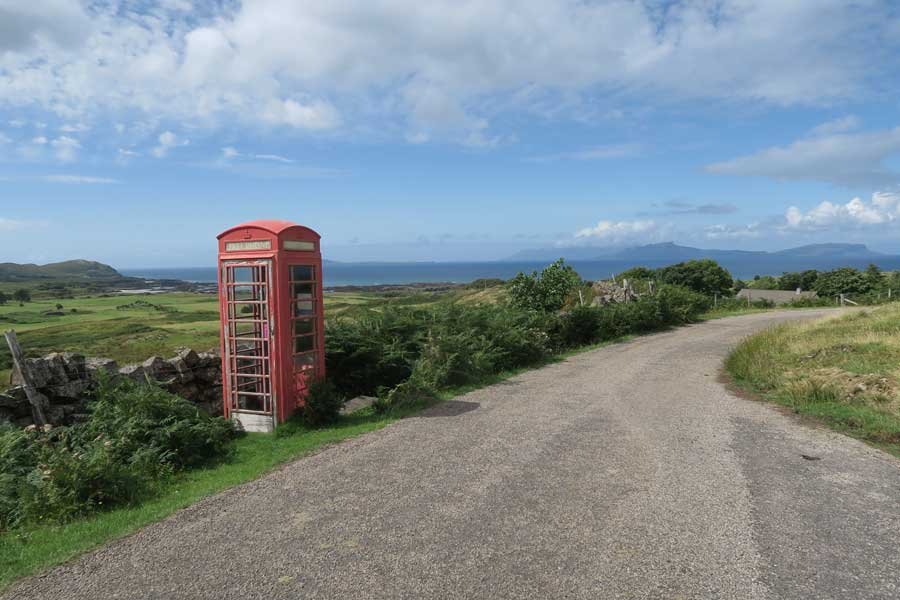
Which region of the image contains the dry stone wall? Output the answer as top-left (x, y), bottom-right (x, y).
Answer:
top-left (0, 349), bottom-right (223, 427)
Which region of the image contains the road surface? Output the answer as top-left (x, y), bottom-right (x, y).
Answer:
top-left (7, 310), bottom-right (900, 599)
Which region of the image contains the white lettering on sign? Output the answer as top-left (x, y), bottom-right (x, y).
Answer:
top-left (225, 240), bottom-right (272, 252)
top-left (284, 240), bottom-right (315, 251)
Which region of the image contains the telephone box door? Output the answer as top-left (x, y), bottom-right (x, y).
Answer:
top-left (288, 263), bottom-right (321, 408)
top-left (222, 260), bottom-right (275, 432)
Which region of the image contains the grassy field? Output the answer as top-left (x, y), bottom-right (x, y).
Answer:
top-left (726, 305), bottom-right (900, 456)
top-left (0, 287), bottom-right (507, 383)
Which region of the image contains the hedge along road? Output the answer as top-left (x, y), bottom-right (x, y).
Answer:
top-left (7, 310), bottom-right (900, 600)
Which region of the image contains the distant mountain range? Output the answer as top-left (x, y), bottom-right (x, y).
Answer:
top-left (505, 243), bottom-right (898, 278)
top-left (0, 260), bottom-right (126, 282)
top-left (507, 242), bottom-right (884, 262)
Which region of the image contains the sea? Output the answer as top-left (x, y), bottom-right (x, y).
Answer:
top-left (121, 255), bottom-right (900, 288)
top-left (122, 262), bottom-right (624, 287)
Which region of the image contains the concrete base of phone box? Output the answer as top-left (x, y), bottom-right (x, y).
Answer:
top-left (232, 411), bottom-right (275, 433)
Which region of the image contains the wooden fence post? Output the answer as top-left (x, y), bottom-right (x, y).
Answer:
top-left (3, 330), bottom-right (47, 426)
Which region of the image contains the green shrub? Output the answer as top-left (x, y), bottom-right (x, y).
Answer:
top-left (301, 379), bottom-right (344, 427)
top-left (375, 374), bottom-right (439, 414)
top-left (559, 305), bottom-right (602, 346)
top-left (657, 259), bottom-right (733, 296)
top-left (326, 309), bottom-right (425, 398)
top-left (507, 259), bottom-right (582, 312)
top-left (655, 284), bottom-right (711, 322)
top-left (0, 380), bottom-right (239, 530)
top-left (88, 377), bottom-right (239, 470)
top-left (785, 296), bottom-right (835, 308)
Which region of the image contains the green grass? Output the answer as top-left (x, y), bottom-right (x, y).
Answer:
top-left (726, 304), bottom-right (900, 456)
top-left (0, 407), bottom-right (402, 590)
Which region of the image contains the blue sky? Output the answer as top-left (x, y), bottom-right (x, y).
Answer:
top-left (2, 0), bottom-right (900, 267)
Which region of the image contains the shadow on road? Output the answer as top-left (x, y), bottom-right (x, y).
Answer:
top-left (418, 400), bottom-right (480, 418)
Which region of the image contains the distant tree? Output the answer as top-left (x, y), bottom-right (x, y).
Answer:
top-left (747, 275), bottom-right (779, 290)
top-left (508, 259), bottom-right (583, 312)
top-left (864, 263), bottom-right (884, 291)
top-left (799, 269), bottom-right (820, 291)
top-left (777, 270), bottom-right (819, 291)
top-left (813, 267), bottom-right (871, 297)
top-left (0, 291), bottom-right (7, 305)
top-left (12, 289), bottom-right (31, 303)
top-left (887, 271), bottom-right (900, 295)
top-left (55, 303), bottom-right (64, 311)
top-left (733, 279), bottom-right (747, 292)
top-left (778, 272), bottom-right (803, 291)
top-left (656, 259), bottom-right (733, 296)
top-left (616, 266), bottom-right (656, 282)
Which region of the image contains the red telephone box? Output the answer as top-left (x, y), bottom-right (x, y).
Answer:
top-left (216, 220), bottom-right (325, 432)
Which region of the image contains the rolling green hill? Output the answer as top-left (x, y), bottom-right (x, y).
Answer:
top-left (0, 260), bottom-right (124, 282)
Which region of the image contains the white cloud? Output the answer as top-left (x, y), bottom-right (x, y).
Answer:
top-left (0, 1), bottom-right (896, 142)
top-left (703, 223), bottom-right (762, 240)
top-left (41, 174), bottom-right (118, 184)
top-left (151, 131), bottom-right (188, 158)
top-left (221, 146), bottom-right (239, 159)
top-left (574, 219), bottom-right (661, 244)
top-left (50, 135), bottom-right (79, 162)
top-left (706, 126), bottom-right (900, 186)
top-left (260, 99), bottom-right (341, 131)
top-left (783, 192), bottom-right (900, 231)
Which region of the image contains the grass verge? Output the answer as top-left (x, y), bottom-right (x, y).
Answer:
top-left (0, 407), bottom-right (402, 590)
top-left (725, 305), bottom-right (900, 457)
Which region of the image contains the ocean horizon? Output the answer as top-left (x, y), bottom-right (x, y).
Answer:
top-left (121, 255), bottom-right (900, 287)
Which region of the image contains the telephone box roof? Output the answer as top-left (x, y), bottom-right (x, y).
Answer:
top-left (217, 219), bottom-right (320, 239)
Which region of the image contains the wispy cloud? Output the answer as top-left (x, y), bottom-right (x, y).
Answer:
top-left (222, 147), bottom-right (295, 163)
top-left (658, 200), bottom-right (738, 216)
top-left (41, 175), bottom-right (119, 184)
top-left (50, 136), bottom-right (80, 162)
top-left (706, 124), bottom-right (900, 187)
top-left (526, 144), bottom-right (642, 163)
top-left (0, 218), bottom-right (27, 231)
top-left (254, 153), bottom-right (294, 164)
top-left (151, 131), bottom-right (189, 158)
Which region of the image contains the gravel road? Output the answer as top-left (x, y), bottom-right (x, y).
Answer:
top-left (7, 309), bottom-right (900, 599)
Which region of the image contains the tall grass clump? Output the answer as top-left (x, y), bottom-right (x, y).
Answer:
top-left (726, 304), bottom-right (900, 455)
